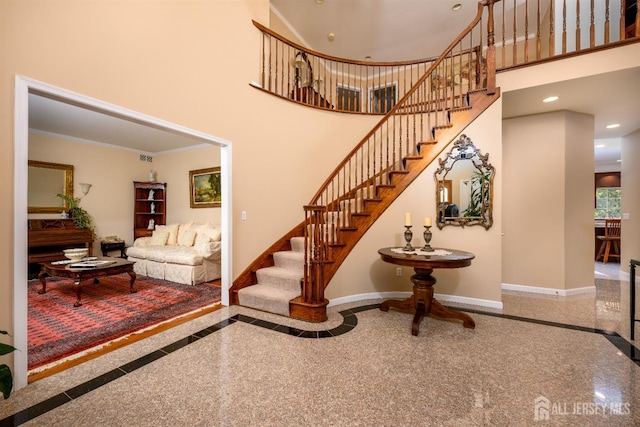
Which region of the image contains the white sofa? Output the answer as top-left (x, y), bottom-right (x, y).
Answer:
top-left (126, 222), bottom-right (221, 285)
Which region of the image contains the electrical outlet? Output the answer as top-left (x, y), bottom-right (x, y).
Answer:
top-left (396, 267), bottom-right (402, 277)
top-left (241, 211), bottom-right (247, 221)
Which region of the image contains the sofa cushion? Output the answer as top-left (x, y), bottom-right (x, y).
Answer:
top-left (156, 223), bottom-right (179, 245)
top-left (150, 230), bottom-right (170, 246)
top-left (200, 224), bottom-right (222, 242)
top-left (126, 245), bottom-right (148, 259)
top-left (163, 247), bottom-right (203, 266)
top-left (177, 222), bottom-right (194, 242)
top-left (178, 230), bottom-right (197, 247)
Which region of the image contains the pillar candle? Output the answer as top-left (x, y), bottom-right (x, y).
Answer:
top-left (424, 217), bottom-right (432, 227)
top-left (404, 213), bottom-right (412, 226)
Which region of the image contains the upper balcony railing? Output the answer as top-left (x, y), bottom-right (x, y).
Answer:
top-left (253, 1), bottom-right (638, 113)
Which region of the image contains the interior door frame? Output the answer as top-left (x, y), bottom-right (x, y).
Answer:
top-left (13, 75), bottom-right (233, 391)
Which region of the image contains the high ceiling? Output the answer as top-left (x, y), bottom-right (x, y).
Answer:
top-left (270, 0), bottom-right (481, 62)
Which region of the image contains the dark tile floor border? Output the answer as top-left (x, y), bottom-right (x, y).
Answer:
top-left (1, 303), bottom-right (638, 426)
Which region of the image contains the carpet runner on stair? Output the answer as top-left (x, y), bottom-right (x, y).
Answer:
top-left (238, 237), bottom-right (305, 316)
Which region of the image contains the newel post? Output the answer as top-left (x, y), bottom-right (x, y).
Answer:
top-left (484, 0), bottom-right (498, 95)
top-left (303, 205), bottom-right (327, 305)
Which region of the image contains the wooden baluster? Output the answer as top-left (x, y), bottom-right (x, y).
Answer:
top-left (605, 0), bottom-right (610, 44)
top-left (277, 39), bottom-right (282, 98)
top-left (563, 0), bottom-right (568, 53)
top-left (536, 0), bottom-right (542, 59)
top-left (549, 0), bottom-right (555, 57)
top-left (620, 0), bottom-right (625, 39)
top-left (590, 0), bottom-right (595, 47)
top-left (525, 0), bottom-right (530, 62)
top-left (576, 0), bottom-right (581, 50)
top-left (502, 0), bottom-right (506, 68)
top-left (636, 0), bottom-right (640, 38)
top-left (486, 0), bottom-right (497, 95)
top-left (513, 0), bottom-right (518, 65)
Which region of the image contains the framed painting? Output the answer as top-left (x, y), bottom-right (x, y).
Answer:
top-left (189, 167), bottom-right (221, 208)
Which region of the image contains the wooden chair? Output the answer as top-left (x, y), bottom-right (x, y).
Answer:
top-left (596, 219), bottom-right (621, 264)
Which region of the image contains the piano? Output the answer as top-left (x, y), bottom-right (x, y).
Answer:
top-left (28, 219), bottom-right (94, 267)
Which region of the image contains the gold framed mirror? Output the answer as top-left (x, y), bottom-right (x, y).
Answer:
top-left (434, 134), bottom-right (494, 229)
top-left (28, 160), bottom-right (74, 213)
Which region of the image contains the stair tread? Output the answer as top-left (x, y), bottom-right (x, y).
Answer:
top-left (238, 284), bottom-right (300, 299)
top-left (238, 284), bottom-right (300, 317)
top-left (257, 265), bottom-right (303, 279)
top-left (273, 250), bottom-right (304, 260)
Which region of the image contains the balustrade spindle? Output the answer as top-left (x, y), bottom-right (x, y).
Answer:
top-left (576, 0), bottom-right (581, 50)
top-left (591, 0), bottom-right (596, 47)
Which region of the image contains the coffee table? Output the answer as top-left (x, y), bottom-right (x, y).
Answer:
top-left (38, 257), bottom-right (136, 307)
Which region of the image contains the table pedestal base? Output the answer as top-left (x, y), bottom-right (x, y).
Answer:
top-left (380, 267), bottom-right (475, 336)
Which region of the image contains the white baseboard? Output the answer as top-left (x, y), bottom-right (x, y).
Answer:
top-left (501, 283), bottom-right (595, 296)
top-left (434, 293), bottom-right (503, 310)
top-left (328, 292), bottom-right (411, 307)
top-left (328, 291), bottom-right (503, 311)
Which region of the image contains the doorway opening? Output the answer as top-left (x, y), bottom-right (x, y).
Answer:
top-left (14, 75), bottom-right (232, 390)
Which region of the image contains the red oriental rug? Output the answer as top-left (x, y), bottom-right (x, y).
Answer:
top-left (28, 274), bottom-right (221, 369)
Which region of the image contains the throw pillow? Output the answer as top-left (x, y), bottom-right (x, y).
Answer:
top-left (201, 224), bottom-right (222, 241)
top-left (194, 233), bottom-right (211, 246)
top-left (156, 223), bottom-right (179, 245)
top-left (177, 221), bottom-right (194, 242)
top-left (178, 230), bottom-right (197, 247)
top-left (150, 230), bottom-right (170, 246)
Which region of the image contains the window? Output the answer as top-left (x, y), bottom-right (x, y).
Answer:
top-left (595, 187), bottom-right (621, 219)
top-left (337, 86), bottom-right (361, 112)
top-left (370, 83), bottom-right (397, 113)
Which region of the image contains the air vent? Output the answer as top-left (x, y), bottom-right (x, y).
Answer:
top-left (139, 154), bottom-right (153, 163)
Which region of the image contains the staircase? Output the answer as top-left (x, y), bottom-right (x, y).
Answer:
top-left (231, 1), bottom-right (501, 321)
top-left (237, 237), bottom-right (305, 316)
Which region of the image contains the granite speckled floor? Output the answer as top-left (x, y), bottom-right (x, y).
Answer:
top-left (1, 262), bottom-right (639, 426)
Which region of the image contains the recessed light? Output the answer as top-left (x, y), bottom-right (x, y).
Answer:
top-left (543, 96), bottom-right (558, 103)
top-left (315, 0), bottom-right (324, 4)
top-left (595, 144), bottom-right (606, 148)
top-left (617, 159), bottom-right (622, 162)
top-left (452, 3), bottom-right (462, 11)
top-left (606, 123), bottom-right (620, 129)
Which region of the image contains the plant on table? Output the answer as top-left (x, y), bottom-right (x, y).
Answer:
top-left (56, 193), bottom-right (95, 234)
top-left (0, 330), bottom-right (17, 399)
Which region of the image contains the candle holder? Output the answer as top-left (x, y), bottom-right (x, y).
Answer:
top-left (403, 226), bottom-right (414, 251)
top-left (422, 225), bottom-right (434, 252)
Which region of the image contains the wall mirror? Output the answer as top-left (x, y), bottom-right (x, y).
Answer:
top-left (434, 134), bottom-right (494, 229)
top-left (28, 160), bottom-right (74, 213)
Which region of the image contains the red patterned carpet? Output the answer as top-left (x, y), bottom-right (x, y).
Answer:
top-left (28, 274), bottom-right (221, 369)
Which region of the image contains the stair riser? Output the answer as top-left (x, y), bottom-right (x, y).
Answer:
top-left (255, 270), bottom-right (301, 293)
top-left (272, 252), bottom-right (304, 271)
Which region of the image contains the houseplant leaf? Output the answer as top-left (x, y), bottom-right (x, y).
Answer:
top-left (0, 364), bottom-right (13, 399)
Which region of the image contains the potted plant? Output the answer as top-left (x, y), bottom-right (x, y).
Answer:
top-left (56, 193), bottom-right (95, 233)
top-left (0, 330), bottom-right (17, 399)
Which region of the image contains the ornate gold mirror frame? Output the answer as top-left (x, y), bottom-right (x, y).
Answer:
top-left (28, 160), bottom-right (74, 213)
top-left (434, 134), bottom-right (494, 229)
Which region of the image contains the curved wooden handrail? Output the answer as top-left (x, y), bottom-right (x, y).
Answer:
top-left (307, 1), bottom-right (487, 206)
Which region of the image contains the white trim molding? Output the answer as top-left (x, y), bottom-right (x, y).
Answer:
top-left (13, 75), bottom-right (233, 392)
top-left (502, 282), bottom-right (596, 296)
top-left (328, 291), bottom-right (503, 311)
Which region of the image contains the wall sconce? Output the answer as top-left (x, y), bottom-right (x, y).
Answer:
top-left (79, 183), bottom-right (92, 197)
